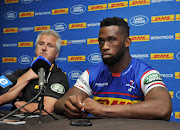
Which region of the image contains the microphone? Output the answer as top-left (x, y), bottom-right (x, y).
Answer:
top-left (31, 56), bottom-right (51, 89)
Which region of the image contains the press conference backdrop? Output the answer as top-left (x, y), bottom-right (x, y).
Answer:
top-left (0, 0), bottom-right (180, 122)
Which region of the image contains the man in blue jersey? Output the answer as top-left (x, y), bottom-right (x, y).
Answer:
top-left (54, 17), bottom-right (172, 120)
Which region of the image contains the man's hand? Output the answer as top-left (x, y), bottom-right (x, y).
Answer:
top-left (83, 98), bottom-right (104, 118)
top-left (64, 95), bottom-right (85, 118)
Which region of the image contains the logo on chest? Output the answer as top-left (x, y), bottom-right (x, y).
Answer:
top-left (95, 82), bottom-right (108, 87)
top-left (126, 80), bottom-right (135, 92)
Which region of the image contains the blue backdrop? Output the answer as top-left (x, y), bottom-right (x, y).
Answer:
top-left (0, 0), bottom-right (180, 122)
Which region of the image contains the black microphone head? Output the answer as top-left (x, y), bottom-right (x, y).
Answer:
top-left (31, 56), bottom-right (51, 74)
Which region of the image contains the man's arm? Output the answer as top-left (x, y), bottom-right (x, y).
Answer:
top-left (54, 86), bottom-right (89, 118)
top-left (0, 69), bottom-right (38, 106)
top-left (83, 86), bottom-right (172, 120)
top-left (14, 96), bottom-right (58, 113)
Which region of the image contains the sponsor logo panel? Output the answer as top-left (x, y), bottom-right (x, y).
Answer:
top-left (151, 0), bottom-right (174, 3)
top-left (34, 25), bottom-right (50, 31)
top-left (151, 35), bottom-right (174, 40)
top-left (68, 39), bottom-right (86, 44)
top-left (19, 27), bottom-right (34, 32)
top-left (18, 55), bottom-right (32, 64)
top-left (62, 40), bottom-right (67, 46)
top-left (69, 22), bottom-right (86, 29)
top-left (87, 38), bottom-right (99, 44)
top-left (108, 1), bottom-right (128, 9)
top-left (35, 11), bottom-right (51, 16)
top-left (130, 35), bottom-right (150, 42)
top-left (176, 91), bottom-right (180, 100)
top-left (70, 5), bottom-right (86, 14)
top-left (151, 15), bottom-right (174, 23)
top-left (3, 43), bottom-right (17, 47)
top-left (55, 57), bottom-right (67, 61)
top-left (169, 91), bottom-right (173, 98)
top-left (52, 8), bottom-right (68, 15)
top-left (68, 56), bottom-right (86, 62)
top-left (129, 15), bottom-right (149, 26)
top-left (2, 70), bottom-right (14, 76)
top-left (19, 11), bottom-right (34, 18)
top-left (88, 4), bottom-right (107, 11)
top-left (3, 27), bottom-right (18, 33)
top-left (18, 41), bottom-right (33, 47)
top-left (4, 11), bottom-right (17, 20)
top-left (129, 0), bottom-right (150, 6)
top-left (68, 70), bottom-right (82, 80)
top-left (87, 53), bottom-right (102, 63)
top-left (175, 33), bottom-right (180, 40)
top-left (175, 72), bottom-right (180, 79)
top-left (176, 52), bottom-right (180, 60)
top-left (176, 14), bottom-right (180, 21)
top-left (5, 0), bottom-right (19, 3)
top-left (150, 53), bottom-right (174, 60)
top-left (160, 74), bottom-right (173, 78)
top-left (131, 54), bottom-right (149, 59)
top-left (175, 112), bottom-right (180, 119)
top-left (20, 0), bottom-right (33, 4)
top-left (52, 23), bottom-right (67, 32)
top-left (2, 57), bottom-right (17, 63)
top-left (87, 23), bottom-right (100, 27)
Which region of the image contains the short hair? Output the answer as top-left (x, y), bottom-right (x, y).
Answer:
top-left (100, 17), bottom-right (130, 38)
top-left (36, 29), bottom-right (62, 52)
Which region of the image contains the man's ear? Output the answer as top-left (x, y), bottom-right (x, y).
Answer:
top-left (125, 37), bottom-right (131, 47)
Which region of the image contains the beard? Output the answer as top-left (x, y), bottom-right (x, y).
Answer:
top-left (102, 45), bottom-right (126, 66)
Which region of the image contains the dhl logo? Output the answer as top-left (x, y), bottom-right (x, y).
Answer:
top-left (68, 56), bottom-right (86, 61)
top-left (52, 8), bottom-right (68, 15)
top-left (87, 38), bottom-right (99, 44)
top-left (130, 35), bottom-right (149, 42)
top-left (129, 0), bottom-right (150, 6)
top-left (19, 11), bottom-right (34, 18)
top-left (93, 96), bottom-right (140, 105)
top-left (176, 14), bottom-right (180, 21)
top-left (5, 0), bottom-right (19, 4)
top-left (151, 15), bottom-right (174, 23)
top-left (18, 42), bottom-right (33, 47)
top-left (108, 1), bottom-right (128, 9)
top-left (62, 40), bottom-right (67, 46)
top-left (175, 72), bottom-right (180, 79)
top-left (169, 91), bottom-right (173, 98)
top-left (175, 112), bottom-right (180, 119)
top-left (88, 4), bottom-right (107, 11)
top-left (69, 23), bottom-right (86, 29)
top-left (175, 33), bottom-right (180, 40)
top-left (150, 53), bottom-right (174, 60)
top-left (3, 27), bottom-right (18, 33)
top-left (34, 25), bottom-right (50, 31)
top-left (2, 57), bottom-right (17, 63)
top-left (176, 0), bottom-right (180, 1)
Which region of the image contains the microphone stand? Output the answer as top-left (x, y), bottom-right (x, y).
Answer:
top-left (21, 68), bottom-right (58, 123)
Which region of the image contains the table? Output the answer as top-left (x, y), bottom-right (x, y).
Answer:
top-left (0, 112), bottom-right (180, 130)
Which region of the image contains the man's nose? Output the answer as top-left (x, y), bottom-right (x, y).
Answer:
top-left (102, 41), bottom-right (110, 50)
top-left (42, 44), bottom-right (47, 50)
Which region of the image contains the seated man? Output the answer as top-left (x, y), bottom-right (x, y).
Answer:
top-left (54, 17), bottom-right (172, 120)
top-left (0, 29), bottom-right (69, 114)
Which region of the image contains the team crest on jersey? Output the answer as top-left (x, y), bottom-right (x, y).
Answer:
top-left (50, 83), bottom-right (65, 94)
top-left (126, 80), bottom-right (135, 92)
